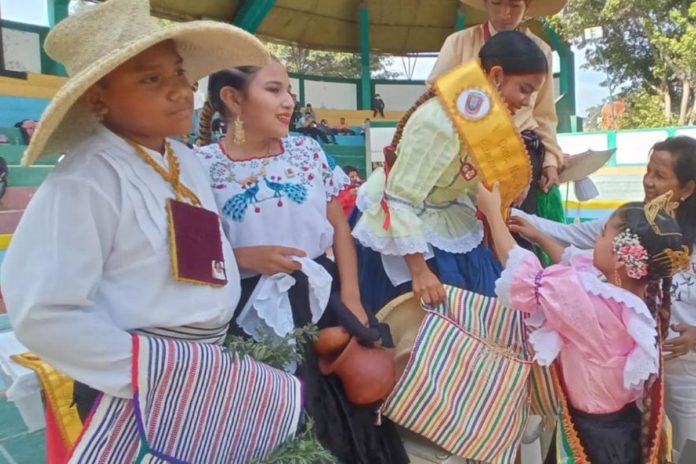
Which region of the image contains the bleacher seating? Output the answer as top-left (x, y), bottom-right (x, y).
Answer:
top-left (334, 135), bottom-right (365, 146)
top-left (0, 72), bottom-right (66, 99)
top-left (314, 108), bottom-right (405, 126)
top-left (0, 126), bottom-right (58, 236)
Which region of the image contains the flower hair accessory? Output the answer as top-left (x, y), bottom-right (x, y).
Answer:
top-left (613, 229), bottom-right (649, 279)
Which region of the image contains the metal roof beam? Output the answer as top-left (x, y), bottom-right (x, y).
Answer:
top-left (232, 0), bottom-right (277, 33)
top-left (47, 0), bottom-right (70, 26)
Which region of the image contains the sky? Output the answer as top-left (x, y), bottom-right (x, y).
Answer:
top-left (1, 0), bottom-right (610, 116)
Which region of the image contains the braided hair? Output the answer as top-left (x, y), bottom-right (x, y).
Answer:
top-left (385, 30), bottom-right (547, 167)
top-left (197, 100), bottom-right (216, 146)
top-left (197, 59), bottom-right (281, 146)
top-left (612, 202), bottom-right (684, 461)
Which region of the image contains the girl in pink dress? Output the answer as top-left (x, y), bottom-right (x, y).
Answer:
top-left (477, 183), bottom-right (691, 464)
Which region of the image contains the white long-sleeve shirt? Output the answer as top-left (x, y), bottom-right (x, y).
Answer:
top-left (1, 126), bottom-right (240, 399)
top-left (513, 209), bottom-right (696, 336)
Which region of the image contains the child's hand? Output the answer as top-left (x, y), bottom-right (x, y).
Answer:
top-left (234, 246), bottom-right (306, 275)
top-left (539, 166), bottom-right (560, 192)
top-left (411, 267), bottom-right (446, 305)
top-left (507, 216), bottom-right (541, 243)
top-left (476, 182), bottom-right (502, 218)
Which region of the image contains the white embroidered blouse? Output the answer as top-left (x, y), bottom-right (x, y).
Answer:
top-left (196, 136), bottom-right (349, 277)
top-left (1, 126), bottom-right (241, 399)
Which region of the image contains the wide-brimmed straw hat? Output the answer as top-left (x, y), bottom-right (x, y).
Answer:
top-left (22, 0), bottom-right (269, 166)
top-left (460, 0), bottom-right (567, 17)
top-left (376, 292), bottom-right (426, 379)
top-left (559, 148), bottom-right (615, 183)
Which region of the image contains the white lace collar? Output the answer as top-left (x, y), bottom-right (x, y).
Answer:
top-left (575, 269), bottom-right (655, 326)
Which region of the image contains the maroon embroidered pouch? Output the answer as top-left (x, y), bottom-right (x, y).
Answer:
top-left (166, 199), bottom-right (227, 287)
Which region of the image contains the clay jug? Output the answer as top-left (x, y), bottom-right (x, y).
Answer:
top-left (314, 326), bottom-right (351, 356)
top-left (318, 337), bottom-right (396, 405)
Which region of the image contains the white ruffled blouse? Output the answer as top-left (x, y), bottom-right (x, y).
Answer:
top-left (196, 136), bottom-right (349, 278)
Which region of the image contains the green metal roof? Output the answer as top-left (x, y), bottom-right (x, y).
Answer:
top-left (145, 0), bottom-right (556, 54)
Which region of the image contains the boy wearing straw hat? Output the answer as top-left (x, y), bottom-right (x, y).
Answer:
top-left (428, 0), bottom-right (566, 192)
top-left (1, 0), bottom-right (303, 461)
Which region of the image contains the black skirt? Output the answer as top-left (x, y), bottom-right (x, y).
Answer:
top-left (570, 402), bottom-right (642, 464)
top-left (232, 255), bottom-right (409, 464)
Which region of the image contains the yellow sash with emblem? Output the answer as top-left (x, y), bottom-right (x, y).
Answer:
top-left (434, 60), bottom-right (531, 217)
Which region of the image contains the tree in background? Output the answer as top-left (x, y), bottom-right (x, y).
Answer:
top-left (618, 90), bottom-right (672, 128)
top-left (264, 42), bottom-right (399, 80)
top-left (551, 0), bottom-right (695, 128)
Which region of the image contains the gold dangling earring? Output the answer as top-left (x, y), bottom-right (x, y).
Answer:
top-left (614, 269), bottom-right (622, 287)
top-left (232, 117), bottom-right (245, 145)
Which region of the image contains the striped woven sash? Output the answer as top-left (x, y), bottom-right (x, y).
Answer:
top-left (68, 334), bottom-right (302, 463)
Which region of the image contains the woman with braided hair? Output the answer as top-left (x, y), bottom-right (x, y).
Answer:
top-left (195, 59), bottom-right (408, 464)
top-left (478, 183), bottom-right (690, 464)
top-left (353, 30), bottom-right (548, 310)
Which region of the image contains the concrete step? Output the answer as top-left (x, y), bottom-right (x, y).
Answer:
top-left (0, 187), bottom-right (36, 211)
top-left (0, 210), bottom-right (24, 234)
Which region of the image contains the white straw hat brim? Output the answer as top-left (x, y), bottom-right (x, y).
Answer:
top-left (559, 148), bottom-right (615, 183)
top-left (22, 21), bottom-right (268, 166)
top-left (459, 0), bottom-right (567, 17)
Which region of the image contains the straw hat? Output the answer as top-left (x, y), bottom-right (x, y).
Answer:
top-left (459, 0), bottom-right (567, 17)
top-left (22, 0), bottom-right (269, 166)
top-left (376, 292), bottom-right (426, 379)
top-left (559, 148), bottom-right (615, 183)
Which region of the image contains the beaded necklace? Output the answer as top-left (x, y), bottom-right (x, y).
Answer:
top-left (127, 140), bottom-right (202, 207)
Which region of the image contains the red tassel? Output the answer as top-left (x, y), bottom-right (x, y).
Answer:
top-left (381, 160), bottom-right (392, 230)
top-left (381, 197), bottom-right (391, 230)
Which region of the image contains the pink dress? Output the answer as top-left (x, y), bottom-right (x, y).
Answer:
top-left (495, 246), bottom-right (659, 414)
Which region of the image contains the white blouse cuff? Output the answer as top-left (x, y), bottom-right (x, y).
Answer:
top-left (495, 245), bottom-right (535, 307)
top-left (528, 325), bottom-right (564, 366)
top-left (423, 223), bottom-right (484, 255)
top-left (353, 220), bottom-right (430, 256)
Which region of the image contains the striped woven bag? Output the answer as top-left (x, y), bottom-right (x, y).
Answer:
top-left (381, 286), bottom-right (533, 464)
top-left (529, 362), bottom-right (560, 417)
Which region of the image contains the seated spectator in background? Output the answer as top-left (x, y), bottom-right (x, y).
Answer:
top-left (297, 111), bottom-right (331, 144)
top-left (319, 119), bottom-right (339, 144)
top-left (372, 94), bottom-right (385, 118)
top-left (337, 165), bottom-right (363, 215)
top-left (14, 119), bottom-right (38, 144)
top-left (305, 103), bottom-right (316, 120)
top-left (211, 116), bottom-right (227, 136)
top-left (289, 88), bottom-right (302, 131)
top-left (337, 117), bottom-right (356, 135)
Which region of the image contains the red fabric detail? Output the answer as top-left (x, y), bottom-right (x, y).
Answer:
top-left (45, 404), bottom-right (70, 464)
top-left (483, 22), bottom-right (492, 42)
top-left (337, 186), bottom-right (358, 216)
top-left (381, 162), bottom-right (392, 230)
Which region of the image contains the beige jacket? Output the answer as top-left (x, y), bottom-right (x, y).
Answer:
top-left (427, 24), bottom-right (562, 168)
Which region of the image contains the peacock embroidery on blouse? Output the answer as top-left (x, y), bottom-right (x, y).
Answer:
top-left (222, 176), bottom-right (308, 222)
